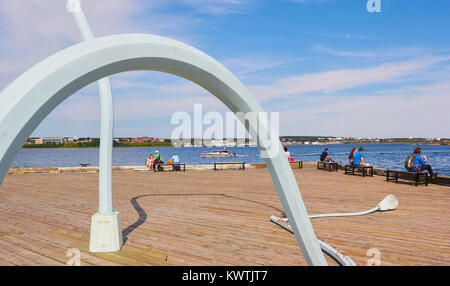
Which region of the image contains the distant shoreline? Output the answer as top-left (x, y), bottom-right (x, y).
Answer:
top-left (285, 142), bottom-right (450, 146)
top-left (22, 142), bottom-right (173, 149)
top-left (20, 142), bottom-right (450, 149)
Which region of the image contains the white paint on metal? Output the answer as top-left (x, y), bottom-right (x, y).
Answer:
top-left (377, 195), bottom-right (398, 212)
top-left (89, 211), bottom-right (123, 252)
top-left (69, 0), bottom-right (115, 214)
top-left (270, 215), bottom-right (357, 266)
top-left (270, 195), bottom-right (398, 264)
top-left (278, 194), bottom-right (399, 220)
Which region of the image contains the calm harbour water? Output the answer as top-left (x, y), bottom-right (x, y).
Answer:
top-left (11, 144), bottom-right (450, 176)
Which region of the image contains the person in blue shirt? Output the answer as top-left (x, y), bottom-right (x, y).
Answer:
top-left (352, 147), bottom-right (369, 166)
top-left (408, 147), bottom-right (437, 178)
top-left (353, 147), bottom-right (370, 175)
top-left (171, 153), bottom-right (181, 171)
top-left (171, 154), bottom-right (180, 163)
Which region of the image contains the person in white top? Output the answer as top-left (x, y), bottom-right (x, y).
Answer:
top-left (284, 146), bottom-right (290, 161)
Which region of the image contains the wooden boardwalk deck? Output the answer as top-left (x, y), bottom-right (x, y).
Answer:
top-left (0, 168), bottom-right (448, 266)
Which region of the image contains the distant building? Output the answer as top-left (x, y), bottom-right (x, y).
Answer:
top-left (76, 138), bottom-right (93, 143)
top-left (211, 139), bottom-right (224, 147)
top-left (131, 137), bottom-right (157, 143)
top-left (34, 137), bottom-right (65, 144)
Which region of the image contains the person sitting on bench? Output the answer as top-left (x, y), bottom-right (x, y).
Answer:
top-left (348, 148), bottom-right (357, 165)
top-left (405, 147), bottom-right (438, 179)
top-left (320, 148), bottom-right (336, 163)
top-left (353, 147), bottom-right (370, 175)
top-left (153, 150), bottom-right (164, 171)
top-left (145, 154), bottom-right (154, 171)
top-left (171, 153), bottom-right (181, 171)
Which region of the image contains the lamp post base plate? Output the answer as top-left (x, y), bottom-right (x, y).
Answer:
top-left (89, 211), bottom-right (123, 253)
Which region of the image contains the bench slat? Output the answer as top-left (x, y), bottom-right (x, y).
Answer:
top-left (214, 162), bottom-right (245, 171)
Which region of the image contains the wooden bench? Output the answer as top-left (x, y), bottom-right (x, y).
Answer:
top-left (345, 164), bottom-right (374, 177)
top-left (214, 162), bottom-right (245, 171)
top-left (154, 163), bottom-right (186, 172)
top-left (79, 163), bottom-right (90, 168)
top-left (290, 161), bottom-right (303, 169)
top-left (317, 161), bottom-right (339, 172)
top-left (386, 169), bottom-right (429, 187)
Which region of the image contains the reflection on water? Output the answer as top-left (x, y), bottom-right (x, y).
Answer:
top-left (11, 144), bottom-right (450, 176)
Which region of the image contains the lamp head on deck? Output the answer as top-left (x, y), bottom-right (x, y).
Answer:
top-left (377, 195), bottom-right (399, 211)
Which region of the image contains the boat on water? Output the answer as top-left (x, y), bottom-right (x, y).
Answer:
top-left (201, 148), bottom-right (236, 158)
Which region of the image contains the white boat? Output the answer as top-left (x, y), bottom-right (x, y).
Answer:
top-left (201, 149), bottom-right (236, 158)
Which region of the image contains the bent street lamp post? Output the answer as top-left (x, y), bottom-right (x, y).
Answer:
top-left (68, 0), bottom-right (121, 252)
top-left (0, 6), bottom-right (327, 265)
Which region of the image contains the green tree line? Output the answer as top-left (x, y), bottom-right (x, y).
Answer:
top-left (23, 140), bottom-right (173, 148)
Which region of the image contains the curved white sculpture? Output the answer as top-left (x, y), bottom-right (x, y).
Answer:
top-left (0, 34), bottom-right (327, 265)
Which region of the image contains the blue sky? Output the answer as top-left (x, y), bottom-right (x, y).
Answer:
top-left (0, 0), bottom-right (449, 138)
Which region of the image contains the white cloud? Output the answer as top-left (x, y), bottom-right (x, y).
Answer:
top-left (278, 81), bottom-right (450, 137)
top-left (50, 91), bottom-right (225, 122)
top-left (0, 0), bottom-right (202, 90)
top-left (312, 45), bottom-right (375, 57)
top-left (249, 56), bottom-right (450, 101)
top-left (0, 0), bottom-right (141, 88)
top-left (115, 95), bottom-right (224, 121)
top-left (221, 56), bottom-right (300, 78)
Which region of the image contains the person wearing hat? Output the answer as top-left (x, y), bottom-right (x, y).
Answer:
top-left (153, 150), bottom-right (163, 171)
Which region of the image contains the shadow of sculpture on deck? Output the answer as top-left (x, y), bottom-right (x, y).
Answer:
top-left (122, 193), bottom-right (286, 244)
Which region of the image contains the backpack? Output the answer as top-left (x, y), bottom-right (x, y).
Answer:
top-left (405, 154), bottom-right (417, 169)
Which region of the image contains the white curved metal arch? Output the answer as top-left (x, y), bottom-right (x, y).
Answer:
top-left (0, 33), bottom-right (326, 265)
